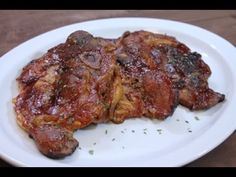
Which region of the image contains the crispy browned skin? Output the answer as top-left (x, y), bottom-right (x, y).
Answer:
top-left (14, 30), bottom-right (225, 159)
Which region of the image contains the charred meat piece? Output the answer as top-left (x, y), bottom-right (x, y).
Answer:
top-left (114, 40), bottom-right (178, 122)
top-left (13, 30), bottom-right (225, 159)
top-left (116, 31), bottom-right (225, 110)
top-left (14, 31), bottom-right (117, 158)
top-left (142, 71), bottom-right (179, 119)
top-left (30, 124), bottom-right (78, 159)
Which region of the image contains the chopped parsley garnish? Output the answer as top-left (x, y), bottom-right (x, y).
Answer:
top-left (143, 128), bottom-right (147, 131)
top-left (105, 130), bottom-right (108, 134)
top-left (131, 130), bottom-right (135, 133)
top-left (103, 103), bottom-right (110, 109)
top-left (185, 120), bottom-right (189, 124)
top-left (88, 150), bottom-right (94, 155)
top-left (79, 147), bottom-right (82, 150)
top-left (112, 138), bottom-right (116, 141)
top-left (194, 116), bottom-right (200, 121)
top-left (121, 130), bottom-right (124, 134)
top-left (187, 128), bottom-right (192, 133)
top-left (144, 131), bottom-right (147, 135)
top-left (157, 129), bottom-right (162, 134)
top-left (176, 119), bottom-right (180, 122)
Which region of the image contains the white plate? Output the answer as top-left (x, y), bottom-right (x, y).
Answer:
top-left (0, 18), bottom-right (236, 167)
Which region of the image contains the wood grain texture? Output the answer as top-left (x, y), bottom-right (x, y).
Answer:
top-left (0, 10), bottom-right (235, 167)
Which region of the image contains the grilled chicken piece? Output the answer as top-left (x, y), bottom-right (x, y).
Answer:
top-left (116, 31), bottom-right (225, 110)
top-left (14, 30), bottom-right (225, 159)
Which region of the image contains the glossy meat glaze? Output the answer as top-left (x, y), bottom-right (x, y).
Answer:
top-left (13, 30), bottom-right (225, 158)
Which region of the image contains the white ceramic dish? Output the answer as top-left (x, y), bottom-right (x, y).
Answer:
top-left (0, 18), bottom-right (236, 167)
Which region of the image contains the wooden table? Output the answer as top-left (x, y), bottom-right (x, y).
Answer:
top-left (0, 10), bottom-right (235, 167)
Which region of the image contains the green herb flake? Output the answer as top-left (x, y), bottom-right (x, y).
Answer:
top-left (121, 130), bottom-right (124, 134)
top-left (131, 130), bottom-right (135, 133)
top-left (176, 119), bottom-right (180, 122)
top-left (103, 103), bottom-right (110, 109)
top-left (157, 129), bottom-right (162, 134)
top-left (187, 128), bottom-right (192, 133)
top-left (93, 142), bottom-right (96, 146)
top-left (185, 120), bottom-right (189, 124)
top-left (105, 130), bottom-right (108, 134)
top-left (144, 131), bottom-right (147, 135)
top-left (58, 80), bottom-right (63, 85)
top-left (79, 147), bottom-right (82, 150)
top-left (194, 116), bottom-right (200, 121)
top-left (143, 128), bottom-right (147, 131)
top-left (112, 138), bottom-right (116, 141)
top-left (88, 150), bottom-right (94, 155)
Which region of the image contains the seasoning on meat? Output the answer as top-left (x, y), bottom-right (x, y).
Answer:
top-left (13, 30), bottom-right (225, 159)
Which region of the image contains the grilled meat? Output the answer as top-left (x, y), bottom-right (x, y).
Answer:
top-left (116, 31), bottom-right (225, 110)
top-left (14, 30), bottom-right (225, 159)
top-left (15, 31), bottom-right (117, 158)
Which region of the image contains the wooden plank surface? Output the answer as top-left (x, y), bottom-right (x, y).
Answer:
top-left (0, 10), bottom-right (235, 167)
